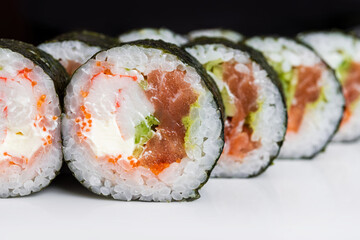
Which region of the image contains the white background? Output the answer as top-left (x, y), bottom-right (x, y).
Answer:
top-left (1, 142), bottom-right (359, 240)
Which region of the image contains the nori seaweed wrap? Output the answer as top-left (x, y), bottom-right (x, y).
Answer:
top-left (184, 37), bottom-right (287, 177)
top-left (0, 39), bottom-right (67, 197)
top-left (246, 36), bottom-right (344, 158)
top-left (62, 40), bottom-right (224, 201)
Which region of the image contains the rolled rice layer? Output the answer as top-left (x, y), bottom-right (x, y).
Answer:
top-left (185, 40), bottom-right (286, 177)
top-left (119, 28), bottom-right (188, 46)
top-left (39, 41), bottom-right (101, 75)
top-left (0, 41), bottom-right (63, 197)
top-left (63, 40), bottom-right (223, 201)
top-left (298, 32), bottom-right (360, 142)
top-left (188, 29), bottom-right (244, 43)
top-left (39, 31), bottom-right (117, 75)
top-left (247, 37), bottom-right (344, 158)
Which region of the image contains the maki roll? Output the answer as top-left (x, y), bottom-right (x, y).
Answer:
top-left (246, 37), bottom-right (344, 159)
top-left (184, 38), bottom-right (287, 177)
top-left (188, 29), bottom-right (244, 43)
top-left (62, 40), bottom-right (224, 201)
top-left (0, 39), bottom-right (67, 197)
top-left (298, 31), bottom-right (360, 141)
top-left (119, 28), bottom-right (188, 46)
top-left (39, 30), bottom-right (117, 75)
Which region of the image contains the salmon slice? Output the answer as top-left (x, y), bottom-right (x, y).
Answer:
top-left (139, 70), bottom-right (198, 174)
top-left (340, 61), bottom-right (360, 126)
top-left (62, 41), bottom-right (226, 201)
top-left (222, 61), bottom-right (260, 159)
top-left (287, 65), bottom-right (322, 133)
top-left (76, 68), bottom-right (199, 175)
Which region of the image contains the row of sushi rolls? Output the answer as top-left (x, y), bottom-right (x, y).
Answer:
top-left (0, 28), bottom-right (358, 201)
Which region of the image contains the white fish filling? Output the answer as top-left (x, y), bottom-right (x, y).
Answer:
top-left (63, 45), bottom-right (223, 201)
top-left (82, 70), bottom-right (153, 159)
top-left (0, 79), bottom-right (47, 161)
top-left (83, 69), bottom-right (154, 159)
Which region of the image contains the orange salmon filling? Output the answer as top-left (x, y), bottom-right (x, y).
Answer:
top-left (287, 65), bottom-right (322, 133)
top-left (140, 70), bottom-right (198, 175)
top-left (340, 62), bottom-right (360, 126)
top-left (222, 61), bottom-right (260, 159)
top-left (0, 68), bottom-right (55, 169)
top-left (77, 66), bottom-right (198, 175)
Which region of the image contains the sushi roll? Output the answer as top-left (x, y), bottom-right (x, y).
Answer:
top-left (62, 40), bottom-right (224, 201)
top-left (188, 29), bottom-right (244, 43)
top-left (39, 30), bottom-right (117, 75)
top-left (184, 38), bottom-right (287, 178)
top-left (246, 37), bottom-right (344, 159)
top-left (119, 28), bottom-right (188, 46)
top-left (298, 31), bottom-right (360, 142)
top-left (0, 39), bottom-right (67, 197)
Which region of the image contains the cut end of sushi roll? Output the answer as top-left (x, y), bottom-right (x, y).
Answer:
top-left (0, 39), bottom-right (64, 197)
top-left (63, 40), bottom-right (224, 201)
top-left (298, 31), bottom-right (360, 142)
top-left (188, 29), bottom-right (244, 43)
top-left (118, 28), bottom-right (188, 46)
top-left (39, 30), bottom-right (117, 75)
top-left (185, 38), bottom-right (286, 177)
top-left (246, 37), bottom-right (345, 159)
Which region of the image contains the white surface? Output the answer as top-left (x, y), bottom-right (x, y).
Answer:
top-left (1, 142), bottom-right (360, 240)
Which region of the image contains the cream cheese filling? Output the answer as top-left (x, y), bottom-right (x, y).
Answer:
top-left (0, 123), bottom-right (45, 161)
top-left (83, 116), bottom-right (135, 158)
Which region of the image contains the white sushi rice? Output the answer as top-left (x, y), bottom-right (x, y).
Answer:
top-left (188, 29), bottom-right (244, 43)
top-left (119, 28), bottom-right (188, 46)
top-left (247, 37), bottom-right (345, 158)
top-left (62, 44), bottom-right (223, 201)
top-left (0, 48), bottom-right (62, 197)
top-left (298, 32), bottom-right (360, 141)
top-left (39, 41), bottom-right (101, 74)
top-left (186, 44), bottom-right (286, 177)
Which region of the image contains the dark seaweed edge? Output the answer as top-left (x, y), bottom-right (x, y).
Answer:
top-left (0, 39), bottom-right (67, 197)
top-left (118, 28), bottom-right (188, 46)
top-left (245, 35), bottom-right (345, 159)
top-left (183, 37), bottom-right (287, 178)
top-left (349, 28), bottom-right (360, 39)
top-left (44, 30), bottom-right (118, 49)
top-left (64, 39), bottom-right (225, 202)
